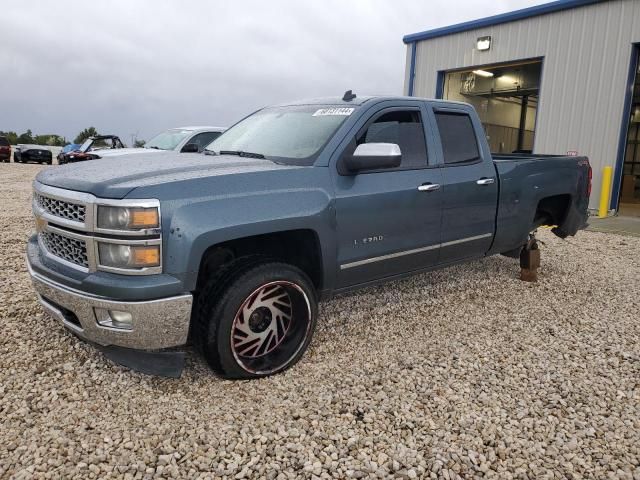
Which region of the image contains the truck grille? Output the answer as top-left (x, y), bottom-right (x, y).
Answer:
top-left (34, 193), bottom-right (86, 223)
top-left (40, 231), bottom-right (89, 268)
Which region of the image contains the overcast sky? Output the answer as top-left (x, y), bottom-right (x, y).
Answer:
top-left (1, 0), bottom-right (541, 144)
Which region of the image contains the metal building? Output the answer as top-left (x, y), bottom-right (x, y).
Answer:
top-left (403, 0), bottom-right (640, 215)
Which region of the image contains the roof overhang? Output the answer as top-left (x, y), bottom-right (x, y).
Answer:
top-left (403, 0), bottom-right (604, 44)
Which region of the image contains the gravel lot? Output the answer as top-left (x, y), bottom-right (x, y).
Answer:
top-left (1, 163), bottom-right (639, 479)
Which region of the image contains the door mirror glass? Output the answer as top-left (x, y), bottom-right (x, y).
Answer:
top-left (181, 143), bottom-right (200, 153)
top-left (344, 143), bottom-right (402, 173)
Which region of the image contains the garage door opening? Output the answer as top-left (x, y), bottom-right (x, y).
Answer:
top-left (619, 50), bottom-right (640, 217)
top-left (441, 60), bottom-right (542, 154)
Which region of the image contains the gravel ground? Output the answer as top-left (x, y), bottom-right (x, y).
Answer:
top-left (1, 163), bottom-right (639, 480)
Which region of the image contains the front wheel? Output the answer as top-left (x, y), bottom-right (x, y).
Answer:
top-left (195, 259), bottom-right (317, 379)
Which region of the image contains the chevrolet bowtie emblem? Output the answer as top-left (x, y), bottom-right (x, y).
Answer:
top-left (35, 216), bottom-right (47, 232)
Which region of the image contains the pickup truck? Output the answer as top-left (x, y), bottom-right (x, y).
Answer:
top-left (27, 94), bottom-right (591, 379)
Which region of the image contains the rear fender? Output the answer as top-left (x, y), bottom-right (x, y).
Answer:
top-left (490, 164), bottom-right (582, 254)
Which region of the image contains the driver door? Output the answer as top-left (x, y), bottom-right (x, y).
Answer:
top-left (332, 104), bottom-right (443, 288)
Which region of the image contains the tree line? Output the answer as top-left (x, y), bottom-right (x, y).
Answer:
top-left (0, 126), bottom-right (144, 147)
top-left (0, 129), bottom-right (67, 146)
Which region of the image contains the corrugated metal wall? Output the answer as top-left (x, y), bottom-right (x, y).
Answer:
top-left (404, 0), bottom-right (640, 210)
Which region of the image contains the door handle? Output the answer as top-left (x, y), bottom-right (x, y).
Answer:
top-left (418, 183), bottom-right (441, 192)
top-left (476, 178), bottom-right (495, 185)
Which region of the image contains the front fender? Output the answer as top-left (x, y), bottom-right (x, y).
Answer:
top-left (164, 188), bottom-right (336, 291)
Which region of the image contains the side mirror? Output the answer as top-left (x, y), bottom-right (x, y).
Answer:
top-left (181, 143), bottom-right (200, 153)
top-left (344, 143), bottom-right (402, 173)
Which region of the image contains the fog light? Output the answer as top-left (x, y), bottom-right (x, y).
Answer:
top-left (96, 308), bottom-right (133, 330)
top-left (109, 310), bottom-right (133, 327)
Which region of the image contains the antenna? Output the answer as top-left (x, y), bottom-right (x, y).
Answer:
top-left (342, 90), bottom-right (356, 102)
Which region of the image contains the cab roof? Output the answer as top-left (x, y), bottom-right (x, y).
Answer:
top-left (175, 126), bottom-right (226, 132)
top-left (274, 95), bottom-right (469, 108)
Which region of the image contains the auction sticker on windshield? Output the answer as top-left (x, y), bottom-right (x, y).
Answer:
top-left (312, 108), bottom-right (355, 116)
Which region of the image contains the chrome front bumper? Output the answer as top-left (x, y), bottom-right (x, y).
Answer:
top-left (27, 259), bottom-right (193, 351)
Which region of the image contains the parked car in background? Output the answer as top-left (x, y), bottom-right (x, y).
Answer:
top-left (94, 126), bottom-right (225, 159)
top-left (14, 145), bottom-right (52, 164)
top-left (58, 135), bottom-right (125, 164)
top-left (27, 94), bottom-right (591, 379)
top-left (56, 143), bottom-right (81, 164)
top-left (0, 136), bottom-right (11, 162)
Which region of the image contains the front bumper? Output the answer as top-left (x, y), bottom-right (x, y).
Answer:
top-left (27, 257), bottom-right (193, 351)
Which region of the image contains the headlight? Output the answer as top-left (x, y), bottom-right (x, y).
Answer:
top-left (97, 206), bottom-right (159, 230)
top-left (98, 243), bottom-right (160, 269)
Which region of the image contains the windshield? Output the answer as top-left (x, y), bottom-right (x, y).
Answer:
top-left (145, 129), bottom-right (193, 150)
top-left (79, 139), bottom-right (93, 152)
top-left (205, 105), bottom-right (355, 165)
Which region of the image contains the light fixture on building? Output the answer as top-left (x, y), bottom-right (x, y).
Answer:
top-left (477, 36), bottom-right (491, 51)
top-left (473, 69), bottom-right (494, 77)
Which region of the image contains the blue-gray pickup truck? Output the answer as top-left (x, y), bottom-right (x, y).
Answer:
top-left (27, 95), bottom-right (591, 378)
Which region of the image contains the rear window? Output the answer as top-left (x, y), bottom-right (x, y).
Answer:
top-left (435, 112), bottom-right (480, 164)
top-left (0, 137), bottom-right (9, 147)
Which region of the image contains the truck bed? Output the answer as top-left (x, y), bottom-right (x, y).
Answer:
top-left (488, 153), bottom-right (591, 256)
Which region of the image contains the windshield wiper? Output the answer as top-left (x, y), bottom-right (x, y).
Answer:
top-left (146, 146), bottom-right (161, 149)
top-left (219, 150), bottom-right (265, 159)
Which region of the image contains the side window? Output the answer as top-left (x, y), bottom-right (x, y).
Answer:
top-left (190, 132), bottom-right (222, 150)
top-left (434, 112), bottom-right (480, 164)
top-left (357, 110), bottom-right (428, 169)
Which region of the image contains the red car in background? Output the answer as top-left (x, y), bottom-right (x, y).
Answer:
top-left (58, 135), bottom-right (125, 164)
top-left (0, 136), bottom-right (11, 162)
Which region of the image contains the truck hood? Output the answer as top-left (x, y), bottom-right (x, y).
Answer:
top-left (94, 147), bottom-right (165, 157)
top-left (36, 152), bottom-right (298, 199)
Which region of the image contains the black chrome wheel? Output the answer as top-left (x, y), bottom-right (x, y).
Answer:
top-left (196, 259), bottom-right (317, 379)
top-left (230, 280), bottom-right (311, 375)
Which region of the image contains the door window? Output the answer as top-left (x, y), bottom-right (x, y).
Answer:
top-left (435, 112), bottom-right (480, 164)
top-left (356, 110), bottom-right (428, 170)
top-left (190, 131), bottom-right (222, 151)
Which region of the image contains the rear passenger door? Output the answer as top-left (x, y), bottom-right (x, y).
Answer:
top-left (432, 107), bottom-right (497, 262)
top-left (332, 103), bottom-right (443, 288)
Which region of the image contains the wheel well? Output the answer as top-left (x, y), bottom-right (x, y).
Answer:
top-left (195, 229), bottom-right (323, 293)
top-left (533, 194), bottom-right (571, 228)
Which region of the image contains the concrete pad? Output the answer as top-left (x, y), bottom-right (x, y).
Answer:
top-left (587, 215), bottom-right (640, 237)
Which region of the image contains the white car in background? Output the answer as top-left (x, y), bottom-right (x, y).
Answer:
top-left (95, 126), bottom-right (225, 158)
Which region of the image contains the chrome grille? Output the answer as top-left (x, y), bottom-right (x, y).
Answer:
top-left (40, 231), bottom-right (89, 268)
top-left (35, 193), bottom-right (86, 223)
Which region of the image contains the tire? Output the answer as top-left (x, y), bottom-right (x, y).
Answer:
top-left (195, 258), bottom-right (317, 379)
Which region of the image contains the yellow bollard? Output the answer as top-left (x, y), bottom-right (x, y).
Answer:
top-left (598, 166), bottom-right (613, 218)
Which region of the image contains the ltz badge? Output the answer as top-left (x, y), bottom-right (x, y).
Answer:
top-left (354, 235), bottom-right (384, 246)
